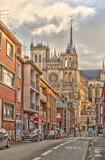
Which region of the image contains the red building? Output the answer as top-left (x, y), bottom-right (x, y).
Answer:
top-left (96, 98), bottom-right (104, 136)
top-left (0, 20), bottom-right (24, 138)
top-left (101, 84), bottom-right (105, 137)
top-left (56, 97), bottom-right (75, 134)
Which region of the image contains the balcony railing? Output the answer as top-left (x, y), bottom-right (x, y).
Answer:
top-left (30, 80), bottom-right (35, 89)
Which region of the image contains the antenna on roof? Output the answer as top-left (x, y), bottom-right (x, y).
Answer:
top-left (0, 10), bottom-right (10, 21)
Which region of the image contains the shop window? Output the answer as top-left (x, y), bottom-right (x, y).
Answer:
top-left (7, 41), bottom-right (13, 59)
top-left (3, 68), bottom-right (14, 87)
top-left (35, 54), bottom-right (37, 63)
top-left (4, 102), bottom-right (14, 119)
top-left (16, 115), bottom-right (21, 135)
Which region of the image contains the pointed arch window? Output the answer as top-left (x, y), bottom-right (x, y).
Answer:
top-left (69, 57), bottom-right (72, 67)
top-left (65, 58), bottom-right (67, 67)
top-left (35, 54), bottom-right (37, 63)
top-left (95, 87), bottom-right (100, 97)
top-left (69, 73), bottom-right (72, 82)
top-left (65, 73), bottom-right (68, 82)
top-left (39, 55), bottom-right (41, 63)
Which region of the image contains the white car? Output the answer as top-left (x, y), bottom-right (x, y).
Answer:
top-left (0, 128), bottom-right (9, 148)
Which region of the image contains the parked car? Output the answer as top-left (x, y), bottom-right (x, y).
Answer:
top-left (47, 131), bottom-right (58, 139)
top-left (23, 129), bottom-right (42, 142)
top-left (0, 128), bottom-right (9, 148)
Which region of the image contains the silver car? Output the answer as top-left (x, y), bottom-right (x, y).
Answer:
top-left (0, 128), bottom-right (9, 148)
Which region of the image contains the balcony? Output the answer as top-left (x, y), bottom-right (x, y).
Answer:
top-left (40, 92), bottom-right (47, 103)
top-left (30, 80), bottom-right (35, 89)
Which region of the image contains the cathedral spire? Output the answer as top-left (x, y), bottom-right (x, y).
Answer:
top-left (70, 16), bottom-right (73, 49)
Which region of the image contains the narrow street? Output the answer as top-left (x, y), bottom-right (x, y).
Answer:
top-left (0, 133), bottom-right (91, 160)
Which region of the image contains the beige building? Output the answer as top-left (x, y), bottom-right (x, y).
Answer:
top-left (23, 60), bottom-right (42, 131)
top-left (30, 23), bottom-right (89, 127)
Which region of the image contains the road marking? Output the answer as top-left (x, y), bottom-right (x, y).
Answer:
top-left (53, 145), bottom-right (60, 149)
top-left (59, 143), bottom-right (65, 146)
top-left (95, 154), bottom-right (102, 158)
top-left (41, 150), bottom-right (53, 156)
top-left (66, 146), bottom-right (81, 149)
top-left (32, 157), bottom-right (41, 160)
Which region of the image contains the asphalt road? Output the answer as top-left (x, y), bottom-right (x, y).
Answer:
top-left (0, 136), bottom-right (90, 160)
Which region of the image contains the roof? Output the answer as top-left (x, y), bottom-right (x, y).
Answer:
top-left (25, 60), bottom-right (43, 75)
top-left (56, 97), bottom-right (67, 108)
top-left (81, 108), bottom-right (95, 112)
top-left (80, 70), bottom-right (101, 80)
top-left (0, 20), bottom-right (21, 45)
top-left (40, 77), bottom-right (57, 95)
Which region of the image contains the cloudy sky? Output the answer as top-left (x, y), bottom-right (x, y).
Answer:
top-left (0, 0), bottom-right (105, 69)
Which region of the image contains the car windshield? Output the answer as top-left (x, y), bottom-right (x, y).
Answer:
top-left (0, 128), bottom-right (6, 134)
top-left (49, 131), bottom-right (54, 135)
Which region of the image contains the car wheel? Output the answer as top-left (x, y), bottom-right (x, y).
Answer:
top-left (6, 140), bottom-right (9, 149)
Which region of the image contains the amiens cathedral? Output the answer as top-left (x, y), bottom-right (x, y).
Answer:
top-left (30, 22), bottom-right (105, 127)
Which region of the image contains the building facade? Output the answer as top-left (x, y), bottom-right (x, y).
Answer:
top-left (0, 20), bottom-right (23, 138)
top-left (40, 77), bottom-right (57, 135)
top-left (30, 23), bottom-right (89, 127)
top-left (23, 60), bottom-right (42, 132)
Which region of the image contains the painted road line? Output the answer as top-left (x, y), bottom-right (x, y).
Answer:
top-left (59, 143), bottom-right (65, 146)
top-left (32, 157), bottom-right (41, 160)
top-left (41, 150), bottom-right (53, 156)
top-left (95, 154), bottom-right (102, 158)
top-left (53, 145), bottom-right (60, 149)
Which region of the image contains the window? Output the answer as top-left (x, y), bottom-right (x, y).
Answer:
top-left (95, 87), bottom-right (100, 97)
top-left (17, 87), bottom-right (21, 102)
top-left (101, 107), bottom-right (103, 114)
top-left (18, 63), bottom-right (21, 78)
top-left (7, 42), bottom-right (13, 58)
top-left (88, 88), bottom-right (92, 98)
top-left (4, 102), bottom-right (14, 119)
top-left (35, 54), bottom-right (37, 63)
top-left (39, 55), bottom-right (41, 63)
top-left (65, 73), bottom-right (68, 82)
top-left (65, 58), bottom-right (67, 67)
top-left (101, 117), bottom-right (103, 124)
top-left (3, 68), bottom-right (14, 87)
top-left (0, 33), bottom-right (1, 50)
top-left (70, 73), bottom-right (72, 82)
top-left (0, 65), bottom-right (1, 81)
top-left (16, 115), bottom-right (21, 135)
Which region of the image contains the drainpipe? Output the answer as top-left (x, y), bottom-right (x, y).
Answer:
top-left (15, 50), bottom-right (17, 141)
top-left (22, 63), bottom-right (24, 134)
